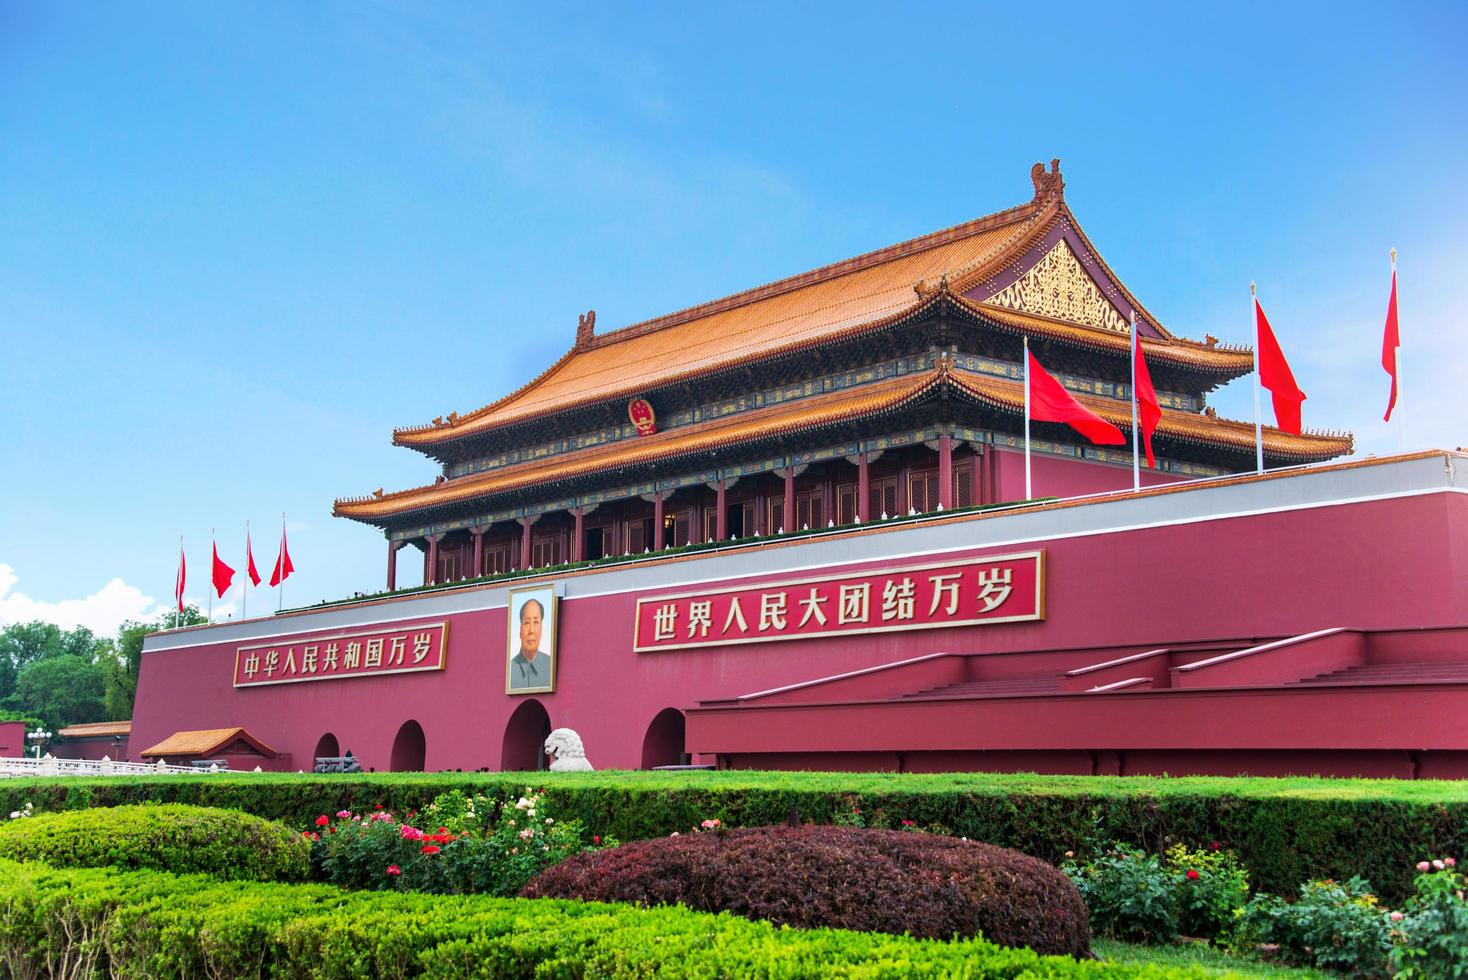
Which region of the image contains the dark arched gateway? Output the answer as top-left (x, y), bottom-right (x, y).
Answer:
top-left (390, 720), bottom-right (426, 772)
top-left (313, 732), bottom-right (340, 760)
top-left (641, 707), bottom-right (686, 769)
top-left (502, 699), bottom-right (551, 771)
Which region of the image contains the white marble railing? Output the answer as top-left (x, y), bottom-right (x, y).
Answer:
top-left (0, 754), bottom-right (256, 777)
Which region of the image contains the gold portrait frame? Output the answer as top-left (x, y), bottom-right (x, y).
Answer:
top-left (506, 584), bottom-right (558, 695)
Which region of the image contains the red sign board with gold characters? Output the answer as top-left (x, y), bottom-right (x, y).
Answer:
top-left (634, 551), bottom-right (1043, 653)
top-left (233, 622), bottom-right (448, 687)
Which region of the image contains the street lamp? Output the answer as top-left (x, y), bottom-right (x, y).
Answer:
top-left (26, 730), bottom-right (52, 760)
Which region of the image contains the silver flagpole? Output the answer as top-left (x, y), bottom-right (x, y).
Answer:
top-left (208, 528), bottom-right (214, 624)
top-left (243, 520), bottom-right (249, 620)
top-left (1024, 336), bottom-right (1032, 500)
top-left (1251, 283), bottom-right (1264, 474)
top-left (175, 535), bottom-right (182, 629)
top-left (1131, 310), bottom-right (1140, 491)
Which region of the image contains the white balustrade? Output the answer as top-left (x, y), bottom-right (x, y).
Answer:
top-left (0, 754), bottom-right (255, 778)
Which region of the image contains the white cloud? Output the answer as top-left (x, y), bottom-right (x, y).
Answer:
top-left (0, 564), bottom-right (173, 636)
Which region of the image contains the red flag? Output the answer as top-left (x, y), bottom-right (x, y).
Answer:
top-left (269, 522), bottom-right (294, 587)
top-left (1133, 328), bottom-right (1162, 468)
top-left (211, 541), bottom-right (235, 598)
top-left (245, 528), bottom-right (262, 587)
top-left (175, 541), bottom-right (186, 613)
top-left (1254, 298), bottom-right (1305, 434)
top-left (1027, 349), bottom-right (1126, 445)
top-left (1382, 268), bottom-right (1400, 421)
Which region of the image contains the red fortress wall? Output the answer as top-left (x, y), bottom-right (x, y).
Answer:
top-left (133, 452), bottom-right (1468, 777)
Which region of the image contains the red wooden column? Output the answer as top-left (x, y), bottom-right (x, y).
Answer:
top-left (715, 477), bottom-right (727, 541)
top-left (782, 466), bottom-right (795, 533)
top-left (895, 456), bottom-right (910, 516)
top-left (426, 533), bottom-right (443, 585)
top-left (938, 434), bottom-right (954, 510)
top-left (386, 540), bottom-right (402, 591)
top-left (572, 507), bottom-right (584, 562)
top-left (470, 527), bottom-right (485, 578)
top-left (857, 451), bottom-right (870, 522)
top-left (520, 517), bottom-right (534, 568)
top-left (652, 491), bottom-right (665, 551)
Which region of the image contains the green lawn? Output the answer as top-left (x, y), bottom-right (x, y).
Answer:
top-left (1094, 939), bottom-right (1330, 978)
top-left (8, 767), bottom-right (1465, 803)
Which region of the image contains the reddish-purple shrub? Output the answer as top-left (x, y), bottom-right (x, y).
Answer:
top-left (521, 825), bottom-right (1091, 957)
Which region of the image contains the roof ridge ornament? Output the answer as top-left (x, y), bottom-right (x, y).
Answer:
top-left (576, 309), bottom-right (597, 348)
top-left (1030, 158), bottom-right (1064, 201)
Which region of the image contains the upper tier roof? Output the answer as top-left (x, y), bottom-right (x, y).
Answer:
top-left (393, 161), bottom-right (1251, 453)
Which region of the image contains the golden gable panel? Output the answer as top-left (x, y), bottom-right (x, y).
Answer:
top-left (987, 238), bottom-right (1128, 334)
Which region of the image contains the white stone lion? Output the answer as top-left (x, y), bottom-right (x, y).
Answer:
top-left (544, 728), bottom-right (594, 772)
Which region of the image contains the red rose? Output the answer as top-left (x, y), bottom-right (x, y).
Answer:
top-left (593, 835), bottom-right (601, 845)
top-left (421, 844), bottom-right (440, 855)
top-left (1186, 869), bottom-right (1199, 881)
top-left (315, 815), bottom-right (330, 827)
top-left (385, 865), bottom-right (401, 876)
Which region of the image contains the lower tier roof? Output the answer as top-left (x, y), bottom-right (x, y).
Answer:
top-left (335, 361), bottom-right (1352, 527)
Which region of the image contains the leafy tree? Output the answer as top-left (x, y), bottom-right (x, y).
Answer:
top-left (111, 606), bottom-right (206, 718)
top-left (11, 655), bottom-right (106, 732)
top-left (0, 621), bottom-right (106, 702)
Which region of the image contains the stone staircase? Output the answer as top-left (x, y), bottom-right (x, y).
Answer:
top-left (900, 677), bottom-right (1059, 699)
top-left (1295, 661), bottom-right (1468, 686)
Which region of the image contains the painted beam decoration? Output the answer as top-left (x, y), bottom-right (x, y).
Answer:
top-left (233, 623), bottom-right (448, 687)
top-left (634, 551), bottom-right (1044, 653)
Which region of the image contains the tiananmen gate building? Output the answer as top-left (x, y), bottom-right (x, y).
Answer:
top-left (134, 162), bottom-right (1468, 778)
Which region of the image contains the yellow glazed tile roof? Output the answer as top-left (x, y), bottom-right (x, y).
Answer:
top-left (140, 727), bottom-right (278, 759)
top-left (394, 208), bottom-right (1038, 448)
top-left (943, 368), bottom-right (1352, 460)
top-left (339, 370), bottom-right (946, 520)
top-left (963, 302), bottom-right (1256, 373)
top-left (58, 721), bottom-right (132, 738)
top-left (339, 362), bottom-right (1349, 522)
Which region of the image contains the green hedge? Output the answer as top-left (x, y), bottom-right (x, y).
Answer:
top-left (0, 803), bottom-right (309, 882)
top-left (0, 859), bottom-right (1192, 978)
top-left (2, 770), bottom-right (1464, 902)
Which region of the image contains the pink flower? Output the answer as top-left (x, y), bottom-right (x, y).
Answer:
top-left (1433, 859), bottom-right (1446, 870)
top-left (900, 820), bottom-right (915, 827)
top-left (1447, 857), bottom-right (1458, 867)
top-left (592, 835), bottom-right (601, 845)
top-left (336, 810), bottom-right (352, 819)
top-left (420, 844), bottom-right (440, 855)
top-left (1186, 869), bottom-right (1200, 881)
top-left (385, 865), bottom-right (401, 876)
top-left (400, 825), bottom-right (424, 841)
top-left (315, 815), bottom-right (330, 827)
top-left (1418, 861), bottom-right (1432, 872)
top-left (1390, 911), bottom-right (1404, 921)
top-left (700, 819), bottom-right (721, 830)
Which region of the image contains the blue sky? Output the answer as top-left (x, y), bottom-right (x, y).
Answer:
top-left (2, 1), bottom-right (1465, 634)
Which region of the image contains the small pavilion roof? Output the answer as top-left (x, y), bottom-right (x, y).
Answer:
top-left (337, 362), bottom-right (1351, 524)
top-left (393, 163), bottom-right (1249, 452)
top-left (58, 721), bottom-right (132, 738)
top-left (140, 727), bottom-right (278, 759)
